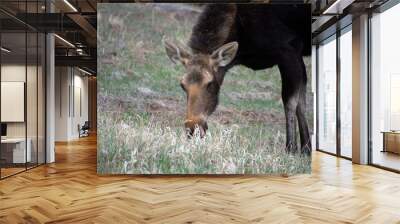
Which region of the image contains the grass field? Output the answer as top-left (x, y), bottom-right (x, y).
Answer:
top-left (97, 3), bottom-right (312, 175)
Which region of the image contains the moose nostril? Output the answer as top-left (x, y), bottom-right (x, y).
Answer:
top-left (184, 119), bottom-right (208, 138)
top-left (203, 122), bottom-right (208, 131)
top-left (186, 127), bottom-right (194, 138)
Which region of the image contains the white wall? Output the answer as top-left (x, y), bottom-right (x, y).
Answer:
top-left (55, 67), bottom-right (89, 141)
top-left (1, 82), bottom-right (25, 122)
top-left (1, 63), bottom-right (46, 164)
top-left (1, 65), bottom-right (26, 136)
top-left (1, 65), bottom-right (38, 138)
top-left (72, 73), bottom-right (89, 138)
top-left (55, 66), bottom-right (70, 141)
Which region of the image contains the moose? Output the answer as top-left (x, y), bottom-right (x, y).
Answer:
top-left (165, 4), bottom-right (312, 154)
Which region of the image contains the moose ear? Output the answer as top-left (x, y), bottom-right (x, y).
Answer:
top-left (164, 39), bottom-right (191, 66)
top-left (211, 42), bottom-right (238, 67)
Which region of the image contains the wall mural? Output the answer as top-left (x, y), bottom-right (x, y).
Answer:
top-left (97, 3), bottom-right (313, 175)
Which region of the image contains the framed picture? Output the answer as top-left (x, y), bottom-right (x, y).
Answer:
top-left (97, 3), bottom-right (312, 175)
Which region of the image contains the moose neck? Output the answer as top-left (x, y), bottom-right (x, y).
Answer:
top-left (188, 4), bottom-right (238, 55)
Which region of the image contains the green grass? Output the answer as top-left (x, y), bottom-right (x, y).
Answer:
top-left (97, 3), bottom-right (312, 175)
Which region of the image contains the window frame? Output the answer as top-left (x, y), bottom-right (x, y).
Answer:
top-left (315, 23), bottom-right (353, 161)
top-left (367, 0), bottom-right (400, 173)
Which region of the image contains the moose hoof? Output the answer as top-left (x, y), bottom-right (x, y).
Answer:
top-left (285, 143), bottom-right (298, 154)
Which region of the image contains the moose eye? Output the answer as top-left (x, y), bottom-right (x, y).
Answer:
top-left (206, 81), bottom-right (214, 91)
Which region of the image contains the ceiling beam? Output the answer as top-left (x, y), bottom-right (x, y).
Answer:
top-left (55, 55), bottom-right (96, 73)
top-left (13, 13), bottom-right (82, 32)
top-left (67, 13), bottom-right (97, 46)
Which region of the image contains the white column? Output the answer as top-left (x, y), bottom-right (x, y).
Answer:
top-left (46, 33), bottom-right (55, 163)
top-left (46, 1), bottom-right (55, 163)
top-left (352, 14), bottom-right (369, 164)
top-left (54, 67), bottom-right (73, 141)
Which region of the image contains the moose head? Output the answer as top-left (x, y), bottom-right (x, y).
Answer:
top-left (164, 40), bottom-right (238, 138)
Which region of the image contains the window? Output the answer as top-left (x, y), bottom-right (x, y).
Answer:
top-left (339, 28), bottom-right (352, 158)
top-left (316, 25), bottom-right (353, 159)
top-left (317, 35), bottom-right (337, 154)
top-left (0, 2), bottom-right (46, 179)
top-left (370, 3), bottom-right (400, 171)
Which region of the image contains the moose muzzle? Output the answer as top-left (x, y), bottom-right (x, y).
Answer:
top-left (184, 118), bottom-right (208, 138)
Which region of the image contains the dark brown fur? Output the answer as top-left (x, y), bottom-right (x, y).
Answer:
top-left (165, 4), bottom-right (311, 154)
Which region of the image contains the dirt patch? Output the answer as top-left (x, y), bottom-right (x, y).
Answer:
top-left (228, 92), bottom-right (273, 101)
top-left (137, 87), bottom-right (158, 97)
top-left (99, 91), bottom-right (185, 116)
top-left (99, 91), bottom-right (284, 127)
top-left (212, 105), bottom-right (285, 125)
top-left (224, 80), bottom-right (277, 92)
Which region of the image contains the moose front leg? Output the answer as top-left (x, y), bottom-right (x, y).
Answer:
top-left (297, 90), bottom-right (311, 155)
top-left (297, 59), bottom-right (312, 155)
top-left (283, 92), bottom-right (299, 153)
top-left (278, 51), bottom-right (305, 154)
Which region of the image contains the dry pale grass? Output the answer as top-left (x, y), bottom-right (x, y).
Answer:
top-left (97, 113), bottom-right (311, 175)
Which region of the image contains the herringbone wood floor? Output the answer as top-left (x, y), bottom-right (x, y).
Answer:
top-left (1, 135), bottom-right (400, 224)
